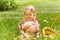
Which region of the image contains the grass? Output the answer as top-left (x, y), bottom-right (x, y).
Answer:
top-left (0, 13), bottom-right (60, 40)
top-left (0, 0), bottom-right (60, 40)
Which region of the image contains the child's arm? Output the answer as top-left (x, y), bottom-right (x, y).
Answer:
top-left (36, 32), bottom-right (40, 38)
top-left (18, 21), bottom-right (25, 34)
top-left (36, 20), bottom-right (40, 38)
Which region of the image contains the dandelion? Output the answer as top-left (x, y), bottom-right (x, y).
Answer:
top-left (50, 18), bottom-right (53, 20)
top-left (46, 21), bottom-right (49, 23)
top-left (43, 19), bottom-right (49, 23)
top-left (44, 20), bottom-right (47, 22)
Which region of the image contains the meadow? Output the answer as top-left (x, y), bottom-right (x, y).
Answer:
top-left (0, 0), bottom-right (60, 40)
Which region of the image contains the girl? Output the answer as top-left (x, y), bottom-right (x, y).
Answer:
top-left (18, 6), bottom-right (40, 40)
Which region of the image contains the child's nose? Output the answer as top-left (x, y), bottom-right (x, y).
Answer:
top-left (27, 15), bottom-right (30, 17)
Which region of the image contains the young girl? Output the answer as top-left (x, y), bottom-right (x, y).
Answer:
top-left (18, 6), bottom-right (40, 40)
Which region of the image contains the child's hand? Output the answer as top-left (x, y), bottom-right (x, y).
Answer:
top-left (20, 31), bottom-right (25, 34)
top-left (36, 32), bottom-right (40, 38)
top-left (24, 33), bottom-right (30, 38)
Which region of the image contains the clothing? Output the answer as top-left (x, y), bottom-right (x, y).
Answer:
top-left (31, 17), bottom-right (39, 30)
top-left (18, 17), bottom-right (40, 39)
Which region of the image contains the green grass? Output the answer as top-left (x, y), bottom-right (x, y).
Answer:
top-left (0, 13), bottom-right (60, 40)
top-left (0, 0), bottom-right (60, 40)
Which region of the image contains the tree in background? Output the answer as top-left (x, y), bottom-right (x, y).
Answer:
top-left (0, 0), bottom-right (17, 11)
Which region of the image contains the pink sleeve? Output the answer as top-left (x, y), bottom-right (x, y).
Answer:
top-left (34, 20), bottom-right (40, 32)
top-left (34, 20), bottom-right (40, 28)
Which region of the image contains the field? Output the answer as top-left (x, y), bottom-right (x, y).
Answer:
top-left (0, 0), bottom-right (60, 40)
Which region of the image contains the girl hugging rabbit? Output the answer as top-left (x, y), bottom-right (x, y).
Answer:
top-left (18, 5), bottom-right (40, 40)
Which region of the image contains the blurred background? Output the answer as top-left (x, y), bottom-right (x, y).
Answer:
top-left (0, 0), bottom-right (60, 40)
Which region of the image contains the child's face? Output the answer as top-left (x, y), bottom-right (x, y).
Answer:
top-left (24, 10), bottom-right (34, 21)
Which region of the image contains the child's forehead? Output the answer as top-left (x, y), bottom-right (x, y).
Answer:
top-left (24, 10), bottom-right (33, 14)
top-left (25, 10), bottom-right (31, 13)
top-left (24, 12), bottom-right (33, 14)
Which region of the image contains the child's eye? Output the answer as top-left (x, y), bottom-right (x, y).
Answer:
top-left (25, 14), bottom-right (28, 15)
top-left (29, 14), bottom-right (32, 15)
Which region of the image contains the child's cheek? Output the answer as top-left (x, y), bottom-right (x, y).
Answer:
top-left (31, 15), bottom-right (34, 19)
top-left (32, 14), bottom-right (34, 17)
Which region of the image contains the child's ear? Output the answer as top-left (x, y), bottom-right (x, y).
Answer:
top-left (34, 14), bottom-right (35, 16)
top-left (33, 12), bottom-right (35, 16)
top-left (24, 11), bottom-right (25, 14)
